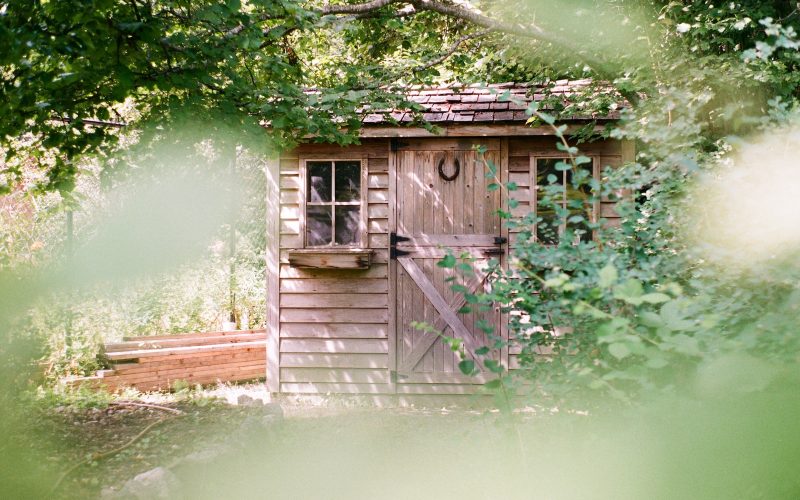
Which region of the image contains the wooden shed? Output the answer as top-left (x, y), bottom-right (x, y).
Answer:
top-left (264, 81), bottom-right (632, 396)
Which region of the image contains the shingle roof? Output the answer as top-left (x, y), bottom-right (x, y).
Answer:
top-left (361, 80), bottom-right (620, 124)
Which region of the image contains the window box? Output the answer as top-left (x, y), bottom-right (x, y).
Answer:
top-left (287, 248), bottom-right (373, 270)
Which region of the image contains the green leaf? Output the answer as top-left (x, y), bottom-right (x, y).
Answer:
top-left (660, 301), bottom-right (695, 331)
top-left (668, 334), bottom-right (701, 356)
top-left (485, 379), bottom-right (502, 389)
top-left (458, 359), bottom-right (477, 376)
top-left (645, 357), bottom-right (669, 369)
top-left (614, 279), bottom-right (644, 304)
top-left (608, 342), bottom-right (631, 360)
top-left (638, 311), bottom-right (663, 328)
top-left (484, 359), bottom-right (504, 373)
top-left (437, 254), bottom-right (456, 268)
top-left (475, 346), bottom-right (490, 355)
top-left (538, 112), bottom-right (555, 124)
top-left (640, 293), bottom-right (671, 304)
top-left (598, 264), bottom-right (618, 287)
top-left (444, 337), bottom-right (463, 352)
top-left (597, 317), bottom-right (629, 339)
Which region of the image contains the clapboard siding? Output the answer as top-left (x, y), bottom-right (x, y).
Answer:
top-left (369, 157), bottom-right (389, 171)
top-left (280, 278), bottom-right (389, 294)
top-left (280, 293), bottom-right (388, 308)
top-left (281, 339), bottom-right (389, 354)
top-left (280, 263), bottom-right (388, 279)
top-left (369, 189), bottom-right (389, 203)
top-left (280, 353), bottom-right (388, 368)
top-left (280, 368), bottom-right (391, 384)
top-left (280, 323), bottom-right (388, 338)
top-left (277, 141), bottom-right (392, 393)
top-left (280, 308), bottom-right (389, 323)
top-left (280, 382), bottom-right (395, 394)
top-left (508, 137), bottom-right (621, 157)
top-left (295, 139), bottom-right (389, 157)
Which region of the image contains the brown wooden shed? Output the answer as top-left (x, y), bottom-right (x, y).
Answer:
top-left (264, 81), bottom-right (632, 397)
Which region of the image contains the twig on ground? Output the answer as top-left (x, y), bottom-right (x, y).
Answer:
top-left (111, 401), bottom-right (183, 415)
top-left (49, 414), bottom-right (181, 495)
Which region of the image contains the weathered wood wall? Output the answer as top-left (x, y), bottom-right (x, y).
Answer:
top-left (272, 135), bottom-right (630, 394)
top-left (277, 139), bottom-right (394, 394)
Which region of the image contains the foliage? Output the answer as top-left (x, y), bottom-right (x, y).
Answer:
top-left (0, 0), bottom-right (512, 195)
top-left (3, 0), bottom-right (800, 397)
top-left (2, 131), bottom-right (267, 378)
top-left (428, 7), bottom-right (800, 400)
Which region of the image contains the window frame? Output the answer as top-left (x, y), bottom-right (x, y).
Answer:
top-left (300, 157), bottom-right (368, 249)
top-left (530, 154), bottom-right (600, 244)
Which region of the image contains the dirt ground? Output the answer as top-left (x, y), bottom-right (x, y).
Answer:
top-left (24, 384), bottom-right (506, 499)
top-left (29, 399), bottom-right (261, 499)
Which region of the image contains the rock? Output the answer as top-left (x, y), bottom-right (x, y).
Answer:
top-left (236, 394), bottom-right (258, 406)
top-left (114, 467), bottom-right (181, 499)
top-left (180, 445), bottom-right (232, 467)
top-left (262, 402), bottom-right (284, 420)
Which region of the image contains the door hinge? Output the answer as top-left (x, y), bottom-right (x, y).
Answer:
top-left (390, 232), bottom-right (411, 245)
top-left (494, 236), bottom-right (508, 245)
top-left (390, 247), bottom-right (411, 259)
top-left (390, 232), bottom-right (412, 259)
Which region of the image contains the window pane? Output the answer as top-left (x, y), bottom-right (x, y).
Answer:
top-left (334, 206), bottom-right (360, 245)
top-left (307, 161), bottom-right (332, 202)
top-left (536, 209), bottom-right (560, 244)
top-left (335, 161), bottom-right (361, 202)
top-left (566, 161), bottom-right (593, 243)
top-left (565, 161), bottom-right (593, 203)
top-left (536, 159), bottom-right (563, 189)
top-left (307, 205), bottom-right (332, 246)
top-left (536, 159), bottom-right (564, 244)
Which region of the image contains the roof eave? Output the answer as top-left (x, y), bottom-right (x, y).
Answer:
top-left (354, 120), bottom-right (613, 138)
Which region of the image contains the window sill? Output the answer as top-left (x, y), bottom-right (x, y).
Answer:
top-left (287, 248), bottom-right (373, 270)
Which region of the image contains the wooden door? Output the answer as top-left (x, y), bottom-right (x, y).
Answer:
top-left (393, 145), bottom-right (505, 385)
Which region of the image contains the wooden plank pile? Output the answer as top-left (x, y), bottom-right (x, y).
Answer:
top-left (67, 329), bottom-right (267, 392)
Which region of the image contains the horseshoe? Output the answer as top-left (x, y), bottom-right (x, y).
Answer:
top-left (438, 157), bottom-right (460, 181)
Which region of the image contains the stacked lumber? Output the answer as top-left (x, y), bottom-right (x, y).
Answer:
top-left (68, 329), bottom-right (267, 392)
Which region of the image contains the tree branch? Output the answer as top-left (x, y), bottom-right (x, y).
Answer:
top-left (315, 0), bottom-right (639, 105)
top-left (320, 0), bottom-right (400, 15)
top-left (414, 28), bottom-right (491, 72)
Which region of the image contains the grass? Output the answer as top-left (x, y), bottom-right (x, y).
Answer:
top-left (11, 382), bottom-right (800, 499)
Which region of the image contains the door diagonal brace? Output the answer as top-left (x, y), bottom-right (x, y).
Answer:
top-left (397, 257), bottom-right (490, 373)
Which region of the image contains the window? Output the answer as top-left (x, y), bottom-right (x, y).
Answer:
top-left (534, 157), bottom-right (595, 244)
top-left (304, 159), bottom-right (365, 247)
